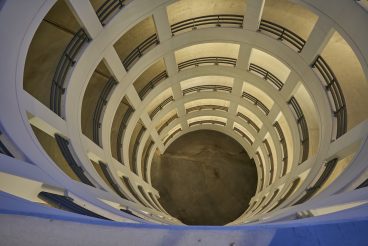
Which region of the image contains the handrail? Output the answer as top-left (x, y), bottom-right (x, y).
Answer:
top-left (121, 176), bottom-right (150, 206)
top-left (242, 92), bottom-right (270, 115)
top-left (98, 161), bottom-right (127, 199)
top-left (50, 28), bottom-right (90, 116)
top-left (249, 63), bottom-right (283, 90)
top-left (263, 140), bottom-right (274, 186)
top-left (96, 0), bottom-right (125, 25)
top-left (38, 192), bottom-right (109, 220)
top-left (122, 34), bottom-right (159, 71)
top-left (233, 127), bottom-right (253, 145)
top-left (157, 114), bottom-right (178, 134)
top-left (252, 196), bottom-right (266, 213)
top-left (236, 112), bottom-right (260, 132)
top-left (288, 97), bottom-right (309, 163)
top-left (132, 127), bottom-right (146, 174)
top-left (138, 186), bottom-right (158, 210)
top-left (256, 151), bottom-right (264, 191)
top-left (261, 189), bottom-right (279, 210)
top-left (294, 158), bottom-right (338, 205)
top-left (163, 128), bottom-right (182, 145)
top-left (148, 192), bottom-right (165, 213)
top-left (273, 122), bottom-right (288, 177)
top-left (142, 140), bottom-right (154, 182)
top-left (182, 85), bottom-right (232, 95)
top-left (54, 134), bottom-right (95, 187)
top-left (93, 78), bottom-right (118, 145)
top-left (178, 57), bottom-right (237, 70)
top-left (188, 120), bottom-right (226, 127)
top-left (117, 106), bottom-right (134, 163)
top-left (312, 55), bottom-right (347, 140)
top-left (273, 178), bottom-right (300, 209)
top-left (138, 70), bottom-right (168, 99)
top-left (171, 14), bottom-right (244, 35)
top-left (186, 105), bottom-right (228, 114)
top-left (259, 19), bottom-right (306, 52)
top-left (149, 96), bottom-right (174, 119)
top-left (0, 130), bottom-right (13, 157)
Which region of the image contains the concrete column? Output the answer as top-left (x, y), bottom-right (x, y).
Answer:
top-left (22, 91), bottom-right (68, 137)
top-left (227, 78), bottom-right (243, 129)
top-left (104, 47), bottom-right (127, 81)
top-left (65, 0), bottom-right (102, 38)
top-left (280, 71), bottom-right (300, 99)
top-left (164, 53), bottom-right (188, 129)
top-left (236, 44), bottom-right (253, 69)
top-left (243, 0), bottom-right (265, 31)
top-left (300, 15), bottom-right (334, 64)
top-left (125, 86), bottom-right (164, 153)
top-left (153, 6), bottom-right (172, 42)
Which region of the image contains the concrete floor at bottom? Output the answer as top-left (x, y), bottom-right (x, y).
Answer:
top-left (151, 130), bottom-right (258, 225)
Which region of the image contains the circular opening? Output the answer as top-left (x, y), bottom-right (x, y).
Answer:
top-left (151, 130), bottom-right (257, 225)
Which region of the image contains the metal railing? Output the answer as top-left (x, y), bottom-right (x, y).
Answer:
top-left (54, 134), bottom-right (95, 187)
top-left (186, 105), bottom-right (228, 114)
top-left (263, 140), bottom-right (274, 186)
top-left (249, 63), bottom-right (283, 90)
top-left (163, 128), bottom-right (182, 145)
top-left (236, 112), bottom-right (260, 132)
top-left (256, 151), bottom-right (264, 191)
top-left (288, 97), bottom-right (309, 164)
top-left (117, 106), bottom-right (134, 163)
top-left (132, 127), bottom-right (146, 174)
top-left (312, 55), bottom-right (347, 139)
top-left (294, 158), bottom-right (338, 205)
top-left (148, 192), bottom-right (164, 213)
top-left (92, 78), bottom-right (117, 145)
top-left (261, 189), bottom-right (279, 211)
top-left (188, 120), bottom-right (226, 127)
top-left (96, 0), bottom-right (125, 25)
top-left (50, 28), bottom-right (90, 116)
top-left (142, 140), bottom-right (154, 182)
top-left (122, 34), bottom-right (159, 71)
top-left (273, 122), bottom-right (288, 177)
top-left (121, 176), bottom-right (149, 206)
top-left (38, 192), bottom-right (109, 220)
top-left (259, 19), bottom-right (306, 52)
top-left (138, 186), bottom-right (157, 210)
top-left (233, 127), bottom-right (253, 145)
top-left (270, 178), bottom-right (300, 211)
top-left (98, 161), bottom-right (127, 199)
top-left (242, 92), bottom-right (270, 115)
top-left (157, 114), bottom-right (178, 134)
top-left (251, 196), bottom-right (266, 213)
top-left (171, 14), bottom-right (244, 35)
top-left (182, 85), bottom-right (232, 95)
top-left (149, 96), bottom-right (174, 119)
top-left (138, 70), bottom-right (168, 99)
top-left (178, 57), bottom-right (237, 70)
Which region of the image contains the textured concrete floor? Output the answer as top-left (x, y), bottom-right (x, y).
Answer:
top-left (151, 130), bottom-right (257, 225)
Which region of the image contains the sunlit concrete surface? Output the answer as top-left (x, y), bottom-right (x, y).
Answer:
top-left (175, 43), bottom-right (240, 64)
top-left (114, 16), bottom-right (157, 61)
top-left (262, 0), bottom-right (318, 40)
top-left (322, 31), bottom-right (368, 130)
top-left (167, 0), bottom-right (246, 25)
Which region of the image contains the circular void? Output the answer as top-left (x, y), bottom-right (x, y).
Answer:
top-left (151, 130), bottom-right (257, 225)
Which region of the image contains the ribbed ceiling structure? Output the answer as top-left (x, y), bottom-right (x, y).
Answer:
top-left (1, 0), bottom-right (368, 244)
